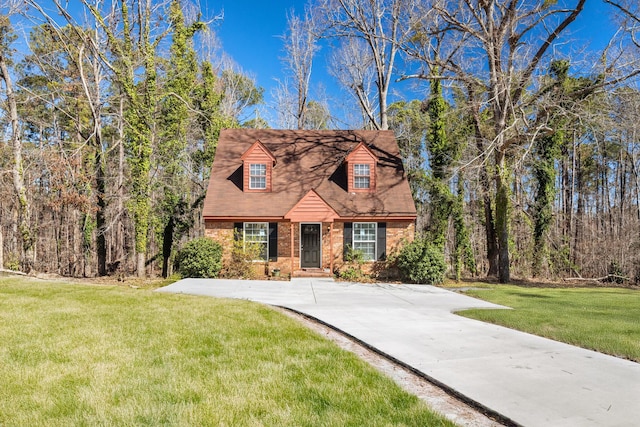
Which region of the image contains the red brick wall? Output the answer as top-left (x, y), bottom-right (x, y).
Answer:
top-left (205, 220), bottom-right (415, 277)
top-left (386, 221), bottom-right (415, 256)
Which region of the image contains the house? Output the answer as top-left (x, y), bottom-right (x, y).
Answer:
top-left (202, 129), bottom-right (417, 277)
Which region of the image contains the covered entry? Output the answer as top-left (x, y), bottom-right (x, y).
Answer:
top-left (285, 189), bottom-right (339, 273)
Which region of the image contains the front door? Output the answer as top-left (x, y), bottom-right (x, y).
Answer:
top-left (301, 224), bottom-right (321, 268)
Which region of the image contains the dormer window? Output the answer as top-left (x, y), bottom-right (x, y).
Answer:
top-left (345, 142), bottom-right (377, 193)
top-left (249, 164), bottom-right (267, 189)
top-left (354, 164), bottom-right (370, 189)
top-left (241, 139), bottom-right (276, 192)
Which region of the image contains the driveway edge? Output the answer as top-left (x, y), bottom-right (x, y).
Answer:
top-left (280, 306), bottom-right (521, 427)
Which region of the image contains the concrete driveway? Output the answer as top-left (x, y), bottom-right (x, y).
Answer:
top-left (158, 278), bottom-right (640, 427)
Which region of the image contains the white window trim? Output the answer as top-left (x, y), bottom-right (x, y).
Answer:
top-left (243, 222), bottom-right (269, 261)
top-left (353, 163), bottom-right (371, 189)
top-left (249, 164), bottom-right (267, 190)
top-left (352, 222), bottom-right (376, 261)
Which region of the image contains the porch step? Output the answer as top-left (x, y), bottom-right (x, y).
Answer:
top-left (292, 269), bottom-right (334, 278)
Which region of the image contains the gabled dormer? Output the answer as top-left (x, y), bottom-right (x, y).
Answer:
top-left (241, 140), bottom-right (276, 192)
top-left (345, 142), bottom-right (377, 193)
top-left (284, 189), bottom-right (339, 222)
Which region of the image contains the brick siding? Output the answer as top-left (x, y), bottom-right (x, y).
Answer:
top-left (205, 220), bottom-right (415, 277)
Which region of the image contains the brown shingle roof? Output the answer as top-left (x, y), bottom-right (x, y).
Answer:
top-left (202, 129), bottom-right (417, 220)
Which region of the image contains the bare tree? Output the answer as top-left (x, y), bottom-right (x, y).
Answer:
top-left (27, 0), bottom-right (112, 276)
top-left (317, 0), bottom-right (417, 130)
top-left (279, 8), bottom-right (319, 129)
top-left (218, 68), bottom-right (264, 125)
top-left (328, 37), bottom-right (378, 128)
top-left (605, 0), bottom-right (640, 49)
top-left (272, 79), bottom-right (297, 129)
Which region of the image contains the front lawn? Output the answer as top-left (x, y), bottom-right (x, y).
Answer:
top-left (0, 278), bottom-right (453, 426)
top-left (459, 285), bottom-right (640, 362)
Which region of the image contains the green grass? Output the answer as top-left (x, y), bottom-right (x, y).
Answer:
top-left (0, 278), bottom-right (454, 426)
top-left (459, 285), bottom-right (640, 362)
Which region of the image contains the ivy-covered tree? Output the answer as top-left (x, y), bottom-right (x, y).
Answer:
top-left (84, 0), bottom-right (160, 276)
top-left (157, 0), bottom-right (204, 278)
top-left (532, 60), bottom-right (600, 276)
top-left (426, 78), bottom-right (454, 247)
top-left (426, 78), bottom-right (475, 278)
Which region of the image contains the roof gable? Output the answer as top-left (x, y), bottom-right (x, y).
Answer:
top-left (284, 189), bottom-right (338, 222)
top-left (203, 129), bottom-right (417, 220)
top-left (240, 139), bottom-right (276, 165)
top-left (345, 141), bottom-right (377, 163)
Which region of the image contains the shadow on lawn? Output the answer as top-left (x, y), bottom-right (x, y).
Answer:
top-left (457, 276), bottom-right (640, 290)
top-left (508, 291), bottom-right (552, 299)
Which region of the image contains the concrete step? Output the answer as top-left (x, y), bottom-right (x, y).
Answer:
top-left (292, 269), bottom-right (333, 278)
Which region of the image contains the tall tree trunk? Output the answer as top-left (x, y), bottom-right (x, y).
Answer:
top-left (137, 252), bottom-right (145, 277)
top-left (84, 46), bottom-right (108, 277)
top-left (82, 212), bottom-right (92, 278)
top-left (573, 148), bottom-right (584, 269)
top-left (567, 134), bottom-right (577, 261)
top-left (162, 216), bottom-right (174, 278)
top-left (480, 173), bottom-right (499, 275)
top-left (470, 96), bottom-right (499, 276)
top-left (96, 147), bottom-right (107, 276)
top-left (115, 96), bottom-right (126, 273)
top-left (453, 173), bottom-right (476, 279)
top-left (561, 137), bottom-right (571, 241)
top-left (482, 175), bottom-right (499, 277)
top-left (495, 150), bottom-right (511, 283)
top-left (1, 49), bottom-right (33, 272)
top-left (0, 212), bottom-right (4, 270)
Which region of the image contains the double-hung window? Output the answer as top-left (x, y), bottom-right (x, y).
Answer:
top-left (353, 164), bottom-right (370, 189)
top-left (249, 164), bottom-right (267, 189)
top-left (353, 222), bottom-right (376, 261)
top-left (244, 222), bottom-right (268, 260)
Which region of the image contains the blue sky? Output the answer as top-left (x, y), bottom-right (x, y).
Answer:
top-left (212, 0), bottom-right (313, 124)
top-left (214, 0), bottom-right (301, 82)
top-left (208, 1), bottom-right (620, 127)
top-left (20, 0), bottom-right (620, 127)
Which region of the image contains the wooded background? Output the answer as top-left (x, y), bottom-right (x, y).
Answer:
top-left (1, 0), bottom-right (639, 283)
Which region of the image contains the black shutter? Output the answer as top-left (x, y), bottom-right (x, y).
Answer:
top-left (377, 222), bottom-right (386, 261)
top-left (268, 222), bottom-right (278, 261)
top-left (343, 222), bottom-right (353, 257)
top-left (233, 223), bottom-right (243, 241)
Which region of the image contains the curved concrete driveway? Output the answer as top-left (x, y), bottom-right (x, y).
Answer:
top-left (158, 278), bottom-right (640, 427)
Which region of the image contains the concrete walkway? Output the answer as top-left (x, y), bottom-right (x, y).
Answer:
top-left (157, 278), bottom-right (640, 427)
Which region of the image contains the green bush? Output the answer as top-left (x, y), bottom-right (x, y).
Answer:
top-left (221, 239), bottom-right (262, 279)
top-left (606, 260), bottom-right (625, 284)
top-left (176, 238), bottom-right (222, 278)
top-left (396, 238), bottom-right (446, 284)
top-left (337, 266), bottom-right (363, 281)
top-left (336, 246), bottom-right (366, 281)
top-left (4, 252), bottom-right (20, 271)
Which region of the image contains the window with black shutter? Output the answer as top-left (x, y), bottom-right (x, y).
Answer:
top-left (343, 222), bottom-right (352, 257)
top-left (268, 223), bottom-right (278, 261)
top-left (377, 222), bottom-right (386, 261)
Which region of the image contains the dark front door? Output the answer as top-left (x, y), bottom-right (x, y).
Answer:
top-left (301, 224), bottom-right (321, 268)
